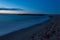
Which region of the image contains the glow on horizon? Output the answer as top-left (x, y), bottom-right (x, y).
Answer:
top-left (0, 10), bottom-right (28, 14)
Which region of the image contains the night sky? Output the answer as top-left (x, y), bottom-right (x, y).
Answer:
top-left (0, 0), bottom-right (60, 14)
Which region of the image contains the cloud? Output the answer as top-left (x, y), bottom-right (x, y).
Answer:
top-left (0, 8), bottom-right (24, 11)
top-left (0, 8), bottom-right (28, 14)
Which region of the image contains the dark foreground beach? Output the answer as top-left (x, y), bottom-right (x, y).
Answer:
top-left (0, 14), bottom-right (60, 40)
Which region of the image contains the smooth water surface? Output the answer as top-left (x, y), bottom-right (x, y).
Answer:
top-left (0, 14), bottom-right (50, 36)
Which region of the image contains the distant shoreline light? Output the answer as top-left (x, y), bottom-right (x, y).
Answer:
top-left (0, 10), bottom-right (28, 14)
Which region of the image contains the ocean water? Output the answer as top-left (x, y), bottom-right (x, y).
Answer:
top-left (0, 14), bottom-right (50, 36)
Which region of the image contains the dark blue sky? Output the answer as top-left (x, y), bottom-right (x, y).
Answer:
top-left (0, 0), bottom-right (60, 13)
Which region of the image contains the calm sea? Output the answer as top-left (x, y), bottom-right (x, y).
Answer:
top-left (0, 14), bottom-right (50, 36)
